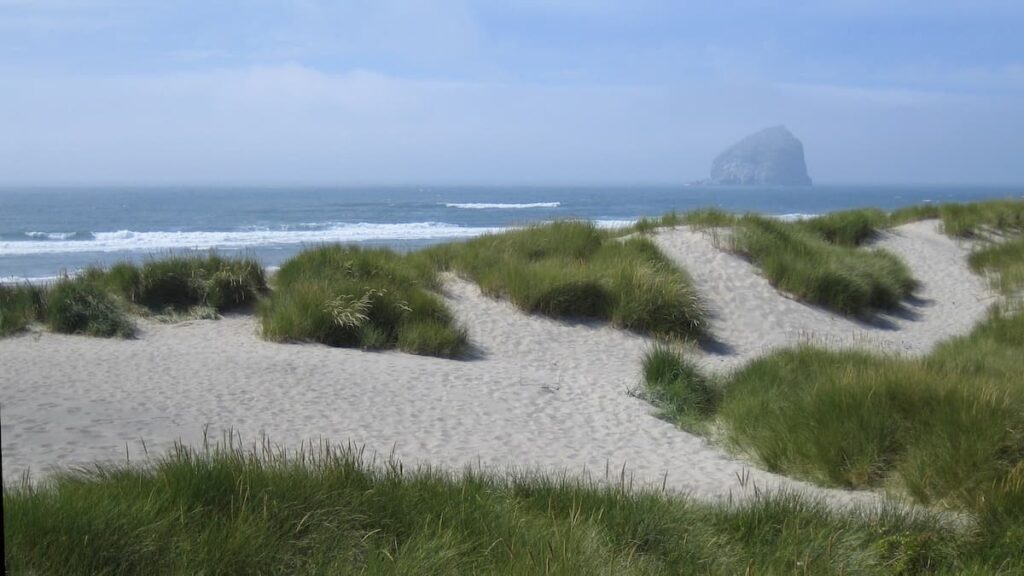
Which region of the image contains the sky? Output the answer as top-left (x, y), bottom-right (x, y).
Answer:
top-left (1, 0), bottom-right (1022, 185)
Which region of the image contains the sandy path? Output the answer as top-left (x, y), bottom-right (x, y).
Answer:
top-left (0, 219), bottom-right (990, 508)
top-left (654, 220), bottom-right (993, 372)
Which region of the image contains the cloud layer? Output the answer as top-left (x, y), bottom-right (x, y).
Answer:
top-left (1, 1), bottom-right (1022, 184)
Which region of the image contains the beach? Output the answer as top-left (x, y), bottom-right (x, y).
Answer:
top-left (6, 3), bottom-right (1022, 568)
top-left (0, 219), bottom-right (992, 508)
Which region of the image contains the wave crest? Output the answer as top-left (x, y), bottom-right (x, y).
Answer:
top-left (1, 219), bottom-right (641, 257)
top-left (772, 213), bottom-right (820, 222)
top-left (0, 222), bottom-right (501, 256)
top-left (24, 231), bottom-right (95, 241)
top-left (444, 202), bottom-right (560, 209)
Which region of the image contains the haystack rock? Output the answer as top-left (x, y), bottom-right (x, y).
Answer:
top-left (707, 126), bottom-right (812, 186)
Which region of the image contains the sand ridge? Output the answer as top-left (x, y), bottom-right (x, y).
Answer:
top-left (0, 219), bottom-right (992, 507)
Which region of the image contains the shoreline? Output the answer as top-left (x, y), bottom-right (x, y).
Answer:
top-left (2, 193), bottom-right (1015, 284)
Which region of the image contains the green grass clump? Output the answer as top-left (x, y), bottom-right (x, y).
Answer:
top-left (146, 254), bottom-right (264, 309)
top-left (632, 211), bottom-right (700, 233)
top-left (631, 216), bottom-right (661, 234)
top-left (641, 345), bottom-right (719, 428)
top-left (641, 310), bottom-right (1024, 549)
top-left (95, 254), bottom-right (267, 312)
top-left (46, 277), bottom-right (135, 338)
top-left (0, 283), bottom-right (45, 336)
top-left (428, 221), bottom-right (705, 339)
top-left (261, 245), bottom-right (467, 358)
top-left (682, 208), bottom-right (738, 229)
top-left (619, 207), bottom-right (914, 315)
top-left (396, 319), bottom-right (469, 357)
top-left (730, 215), bottom-right (917, 315)
top-left (632, 200), bottom-right (1024, 245)
top-left (970, 236), bottom-right (1024, 296)
top-left (7, 437), bottom-right (1003, 575)
top-left (936, 200), bottom-right (1024, 238)
top-left (632, 209), bottom-right (738, 233)
top-left (796, 208), bottom-right (889, 246)
top-left (891, 199), bottom-right (1024, 238)
top-left (889, 204), bottom-right (941, 225)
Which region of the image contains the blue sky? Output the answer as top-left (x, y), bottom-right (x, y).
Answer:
top-left (1, 0), bottom-right (1022, 184)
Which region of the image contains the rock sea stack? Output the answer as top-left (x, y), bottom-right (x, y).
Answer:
top-left (706, 126), bottom-right (812, 186)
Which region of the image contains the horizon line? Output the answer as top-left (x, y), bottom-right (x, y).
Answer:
top-left (3, 181), bottom-right (1024, 189)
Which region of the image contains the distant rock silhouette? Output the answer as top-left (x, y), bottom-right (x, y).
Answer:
top-left (706, 126), bottom-right (812, 186)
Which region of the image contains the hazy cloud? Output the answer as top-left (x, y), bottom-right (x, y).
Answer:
top-left (1, 1), bottom-right (1022, 184)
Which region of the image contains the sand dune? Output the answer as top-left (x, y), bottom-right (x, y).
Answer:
top-left (654, 220), bottom-right (993, 372)
top-left (0, 220), bottom-right (992, 507)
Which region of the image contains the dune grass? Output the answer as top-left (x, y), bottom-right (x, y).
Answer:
top-left (1, 254), bottom-right (264, 339)
top-left (632, 207), bottom-right (916, 315)
top-left (260, 245), bottom-right (467, 358)
top-left (640, 199), bottom-right (1024, 245)
top-left (641, 345), bottom-right (719, 430)
top-left (891, 199), bottom-right (1024, 238)
top-left (632, 208), bottom-right (737, 234)
top-left (427, 221), bottom-right (705, 339)
top-left (970, 236), bottom-right (1024, 296)
top-left (630, 210), bottom-right (696, 233)
top-left (0, 283), bottom-right (45, 336)
top-left (1, 277), bottom-right (135, 339)
top-left (638, 206), bottom-right (891, 247)
top-left (642, 308), bottom-right (1024, 558)
top-left (85, 254), bottom-right (267, 313)
top-left (729, 215), bottom-right (917, 315)
top-left (7, 436), bottom-right (1010, 575)
top-left (795, 208), bottom-right (890, 246)
top-left (46, 276), bottom-right (135, 338)
top-left (642, 199), bottom-right (1024, 245)
top-left (950, 200), bottom-right (1024, 298)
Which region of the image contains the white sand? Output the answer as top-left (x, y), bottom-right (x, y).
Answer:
top-left (0, 220), bottom-right (992, 507)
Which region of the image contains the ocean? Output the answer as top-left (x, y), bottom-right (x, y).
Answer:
top-left (2, 184), bottom-right (1022, 282)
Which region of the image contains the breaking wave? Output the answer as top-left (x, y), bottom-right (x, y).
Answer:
top-left (0, 222), bottom-right (502, 256)
top-left (444, 202), bottom-right (561, 209)
top-left (0, 218), bottom-right (643, 257)
top-left (23, 231), bottom-right (95, 241)
top-left (772, 213), bottom-right (820, 222)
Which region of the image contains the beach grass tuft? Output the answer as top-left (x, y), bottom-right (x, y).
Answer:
top-left (427, 221), bottom-right (705, 339)
top-left (795, 208), bottom-right (889, 246)
top-left (725, 309), bottom-right (1024, 523)
top-left (6, 435), bottom-right (1010, 575)
top-left (730, 215), bottom-right (917, 315)
top-left (260, 245), bottom-right (467, 358)
top-left (891, 199), bottom-right (1024, 238)
top-left (680, 208), bottom-right (737, 229)
top-left (396, 319), bottom-right (470, 357)
top-left (45, 277), bottom-right (135, 338)
top-left (0, 283), bottom-right (46, 336)
top-left (621, 207), bottom-right (916, 315)
top-left (88, 254), bottom-right (267, 312)
top-left (643, 308), bottom-right (1024, 552)
top-left (969, 236), bottom-right (1024, 296)
top-left (641, 345), bottom-right (719, 428)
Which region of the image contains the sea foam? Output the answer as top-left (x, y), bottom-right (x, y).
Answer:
top-left (772, 213), bottom-right (820, 222)
top-left (0, 219), bottom-right (642, 257)
top-left (24, 231), bottom-right (94, 241)
top-left (444, 202), bottom-right (561, 209)
top-left (0, 222), bottom-right (501, 256)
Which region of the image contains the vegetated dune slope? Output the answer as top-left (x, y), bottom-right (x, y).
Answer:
top-left (0, 220), bottom-right (990, 508)
top-left (654, 219), bottom-right (992, 373)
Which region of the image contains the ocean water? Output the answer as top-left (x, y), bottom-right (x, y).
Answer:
top-left (2, 185), bottom-right (1022, 282)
